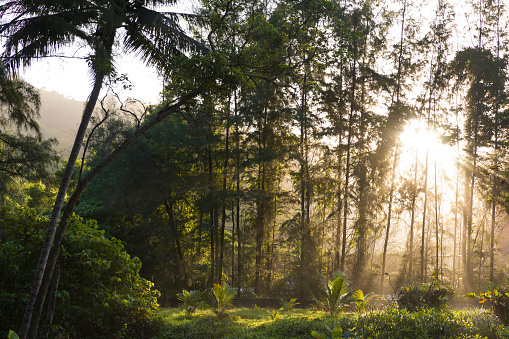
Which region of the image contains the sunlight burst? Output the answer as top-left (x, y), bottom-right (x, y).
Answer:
top-left (398, 119), bottom-right (458, 178)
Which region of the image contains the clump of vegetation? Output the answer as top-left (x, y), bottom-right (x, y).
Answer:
top-left (0, 206), bottom-right (160, 338)
top-left (265, 308), bottom-right (280, 320)
top-left (315, 271), bottom-right (358, 316)
top-left (466, 288), bottom-right (509, 325)
top-left (311, 307), bottom-right (505, 339)
top-left (159, 306), bottom-right (506, 338)
top-left (351, 290), bottom-right (378, 314)
top-left (176, 290), bottom-right (204, 318)
top-left (280, 298), bottom-right (300, 312)
top-left (397, 275), bottom-right (454, 311)
top-left (211, 283), bottom-right (236, 319)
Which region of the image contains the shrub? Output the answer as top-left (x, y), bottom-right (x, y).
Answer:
top-left (466, 289), bottom-right (509, 325)
top-left (0, 206), bottom-right (160, 338)
top-left (280, 298), bottom-right (299, 312)
top-left (397, 280), bottom-right (454, 311)
top-left (316, 271), bottom-right (358, 316)
top-left (211, 283), bottom-right (236, 319)
top-left (351, 290), bottom-right (378, 314)
top-left (311, 308), bottom-right (501, 339)
top-left (176, 290), bottom-right (203, 318)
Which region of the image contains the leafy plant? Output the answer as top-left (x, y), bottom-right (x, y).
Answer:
top-left (265, 308), bottom-right (280, 320)
top-left (211, 283), bottom-right (236, 319)
top-left (351, 290), bottom-right (378, 314)
top-left (176, 290), bottom-right (203, 318)
top-left (466, 289), bottom-right (509, 325)
top-left (316, 271), bottom-right (357, 316)
top-left (279, 297), bottom-right (299, 312)
top-left (311, 324), bottom-right (354, 339)
top-left (0, 206), bottom-right (160, 338)
top-left (397, 274), bottom-right (454, 312)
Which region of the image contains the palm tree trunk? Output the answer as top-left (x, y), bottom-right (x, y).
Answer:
top-left (22, 88), bottom-right (200, 338)
top-left (20, 72), bottom-right (106, 339)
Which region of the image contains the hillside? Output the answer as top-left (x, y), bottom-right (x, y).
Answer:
top-left (38, 89), bottom-right (84, 157)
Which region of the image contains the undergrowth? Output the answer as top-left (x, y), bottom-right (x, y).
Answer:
top-left (156, 307), bottom-right (508, 339)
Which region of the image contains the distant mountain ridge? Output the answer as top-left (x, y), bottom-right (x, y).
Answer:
top-left (38, 89), bottom-right (84, 157)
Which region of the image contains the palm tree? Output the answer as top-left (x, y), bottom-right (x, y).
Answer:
top-left (1, 1), bottom-right (205, 337)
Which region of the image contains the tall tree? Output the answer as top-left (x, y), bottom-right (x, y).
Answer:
top-left (1, 1), bottom-right (205, 336)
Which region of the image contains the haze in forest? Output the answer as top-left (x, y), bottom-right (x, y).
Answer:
top-left (3, 0), bottom-right (509, 336)
top-left (37, 90), bottom-right (84, 155)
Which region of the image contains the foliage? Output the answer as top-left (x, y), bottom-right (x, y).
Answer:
top-left (0, 206), bottom-right (160, 338)
top-left (211, 283), bottom-right (236, 319)
top-left (466, 289), bottom-right (509, 325)
top-left (176, 290), bottom-right (204, 318)
top-left (159, 308), bottom-right (325, 339)
top-left (280, 298), bottom-right (300, 312)
top-left (158, 306), bottom-right (506, 338)
top-left (351, 290), bottom-right (378, 314)
top-left (397, 279), bottom-right (455, 312)
top-left (0, 66), bottom-right (58, 201)
top-left (265, 308), bottom-right (280, 320)
top-left (311, 324), bottom-right (354, 339)
top-left (316, 271), bottom-right (358, 316)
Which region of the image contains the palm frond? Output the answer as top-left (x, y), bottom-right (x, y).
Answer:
top-left (122, 6), bottom-right (208, 70)
top-left (1, 3), bottom-right (95, 70)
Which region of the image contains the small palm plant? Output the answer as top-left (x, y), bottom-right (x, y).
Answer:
top-left (316, 271), bottom-right (357, 316)
top-left (265, 308), bottom-right (280, 320)
top-left (211, 283), bottom-right (236, 319)
top-left (351, 290), bottom-right (377, 314)
top-left (176, 290), bottom-right (203, 318)
top-left (280, 297), bottom-right (299, 312)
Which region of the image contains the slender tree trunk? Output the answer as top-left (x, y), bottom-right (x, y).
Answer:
top-left (255, 107), bottom-right (266, 294)
top-left (408, 149), bottom-right (418, 283)
top-left (235, 92), bottom-right (242, 297)
top-left (209, 148), bottom-right (216, 285)
top-left (219, 101), bottom-right (231, 283)
top-left (435, 156), bottom-right (439, 270)
top-left (41, 263), bottom-right (59, 339)
top-left (380, 148), bottom-right (398, 293)
top-left (490, 0), bottom-right (501, 282)
top-left (231, 201), bottom-right (235, 285)
top-left (164, 196), bottom-right (183, 260)
top-left (22, 89), bottom-right (200, 338)
top-left (341, 102), bottom-right (353, 272)
top-left (462, 166), bottom-right (470, 291)
top-left (20, 71), bottom-right (106, 339)
top-left (335, 141), bottom-right (343, 271)
top-left (421, 149), bottom-right (429, 281)
top-left (453, 108), bottom-right (460, 287)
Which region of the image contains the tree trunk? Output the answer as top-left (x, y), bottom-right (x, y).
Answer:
top-left (380, 148), bottom-right (398, 293)
top-left (421, 149), bottom-right (429, 281)
top-left (408, 149), bottom-right (418, 283)
top-left (20, 71), bottom-right (106, 339)
top-left (219, 101), bottom-right (231, 283)
top-left (41, 263), bottom-right (60, 339)
top-left (21, 89), bottom-right (200, 338)
top-left (341, 100), bottom-right (353, 272)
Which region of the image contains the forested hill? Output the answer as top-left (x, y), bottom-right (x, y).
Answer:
top-left (38, 89), bottom-right (84, 156)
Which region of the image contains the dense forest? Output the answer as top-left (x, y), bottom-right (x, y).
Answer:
top-left (1, 0), bottom-right (509, 337)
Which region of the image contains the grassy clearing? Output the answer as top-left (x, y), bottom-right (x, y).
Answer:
top-left (155, 307), bottom-right (509, 339)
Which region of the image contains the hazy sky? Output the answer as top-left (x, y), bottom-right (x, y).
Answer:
top-left (20, 53), bottom-right (163, 104)
top-left (17, 0), bottom-right (199, 105)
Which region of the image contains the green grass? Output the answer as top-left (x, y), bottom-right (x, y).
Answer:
top-left (155, 307), bottom-right (509, 339)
